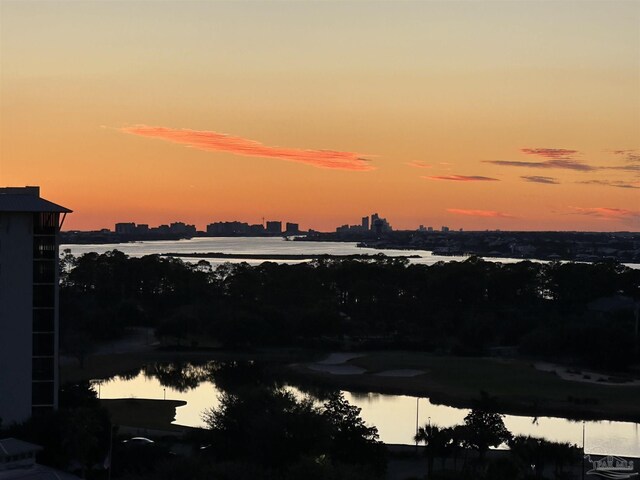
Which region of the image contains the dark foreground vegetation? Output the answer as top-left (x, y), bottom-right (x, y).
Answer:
top-left (60, 250), bottom-right (639, 371)
top-left (1, 368), bottom-right (590, 480)
top-left (2, 364), bottom-right (386, 479)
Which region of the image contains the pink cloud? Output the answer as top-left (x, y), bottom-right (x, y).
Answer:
top-left (407, 161), bottom-right (432, 168)
top-left (120, 125), bottom-right (374, 171)
top-left (568, 207), bottom-right (640, 220)
top-left (422, 175), bottom-right (499, 181)
top-left (447, 209), bottom-right (515, 218)
top-left (521, 148), bottom-right (579, 159)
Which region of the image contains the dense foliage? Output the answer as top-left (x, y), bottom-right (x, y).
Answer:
top-left (199, 388), bottom-right (385, 477)
top-left (60, 251), bottom-right (640, 369)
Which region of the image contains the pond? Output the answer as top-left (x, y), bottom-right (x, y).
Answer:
top-left (94, 361), bottom-right (640, 457)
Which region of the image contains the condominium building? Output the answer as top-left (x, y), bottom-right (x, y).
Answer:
top-left (0, 187), bottom-right (71, 424)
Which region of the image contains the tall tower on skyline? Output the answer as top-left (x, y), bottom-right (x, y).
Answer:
top-left (0, 187), bottom-right (71, 424)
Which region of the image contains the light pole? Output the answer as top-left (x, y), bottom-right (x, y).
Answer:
top-left (415, 397), bottom-right (420, 448)
top-left (582, 421), bottom-right (586, 480)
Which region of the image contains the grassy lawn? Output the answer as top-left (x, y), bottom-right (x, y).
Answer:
top-left (61, 347), bottom-right (319, 383)
top-left (347, 352), bottom-right (640, 420)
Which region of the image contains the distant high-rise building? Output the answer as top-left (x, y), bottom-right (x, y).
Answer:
top-left (169, 222), bottom-right (196, 236)
top-left (362, 216), bottom-right (370, 231)
top-left (249, 224), bottom-right (265, 234)
top-left (370, 212), bottom-right (392, 234)
top-left (0, 186), bottom-right (71, 424)
top-left (115, 222), bottom-right (136, 234)
top-left (285, 222), bottom-right (300, 235)
top-left (266, 221), bottom-right (282, 234)
top-left (207, 221), bottom-right (250, 235)
top-left (441, 226), bottom-right (449, 232)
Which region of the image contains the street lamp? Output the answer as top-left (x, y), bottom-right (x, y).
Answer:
top-left (415, 397), bottom-right (420, 448)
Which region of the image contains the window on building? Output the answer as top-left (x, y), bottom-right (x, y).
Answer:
top-left (33, 212), bottom-right (59, 235)
top-left (33, 261), bottom-right (55, 283)
top-left (33, 309), bottom-right (54, 332)
top-left (33, 237), bottom-right (56, 260)
top-left (33, 333), bottom-right (54, 356)
top-left (33, 285), bottom-right (54, 308)
top-left (32, 357), bottom-right (54, 381)
top-left (32, 381), bottom-right (54, 406)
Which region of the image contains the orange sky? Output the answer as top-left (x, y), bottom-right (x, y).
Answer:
top-left (1, 1), bottom-right (638, 231)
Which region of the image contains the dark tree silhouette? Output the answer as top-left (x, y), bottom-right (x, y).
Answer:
top-left (462, 409), bottom-right (512, 463)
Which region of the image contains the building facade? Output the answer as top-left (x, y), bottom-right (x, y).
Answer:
top-left (0, 187), bottom-right (71, 424)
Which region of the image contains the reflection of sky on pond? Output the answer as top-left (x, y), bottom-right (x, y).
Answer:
top-left (345, 392), bottom-right (640, 456)
top-left (95, 371), bottom-right (640, 456)
top-left (95, 372), bottom-right (220, 427)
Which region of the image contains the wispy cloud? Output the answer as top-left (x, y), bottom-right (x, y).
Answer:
top-left (407, 161), bottom-right (432, 168)
top-left (567, 207), bottom-right (640, 220)
top-left (484, 159), bottom-right (596, 171)
top-left (422, 175), bottom-right (499, 182)
top-left (604, 164), bottom-right (640, 173)
top-left (611, 149), bottom-right (640, 163)
top-left (447, 208), bottom-right (515, 218)
top-left (521, 175), bottom-right (559, 185)
top-left (577, 180), bottom-right (640, 189)
top-left (521, 148), bottom-right (579, 159)
top-left (120, 125), bottom-right (374, 171)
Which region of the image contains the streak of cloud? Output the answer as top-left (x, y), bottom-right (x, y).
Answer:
top-left (120, 125), bottom-right (375, 171)
top-left (567, 207), bottom-right (640, 220)
top-left (521, 176), bottom-right (559, 184)
top-left (611, 149), bottom-right (640, 163)
top-left (521, 148), bottom-right (579, 159)
top-left (577, 180), bottom-right (640, 189)
top-left (407, 161), bottom-right (432, 168)
top-left (422, 175), bottom-right (499, 181)
top-left (484, 159), bottom-right (596, 171)
top-left (447, 208), bottom-right (515, 218)
top-left (604, 164), bottom-right (640, 173)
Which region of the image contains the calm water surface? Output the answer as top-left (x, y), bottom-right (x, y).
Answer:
top-left (62, 237), bottom-right (640, 268)
top-left (61, 237), bottom-right (530, 267)
top-left (95, 369), bottom-right (640, 456)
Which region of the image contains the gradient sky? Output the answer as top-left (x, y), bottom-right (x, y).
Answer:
top-left (1, 0), bottom-right (638, 231)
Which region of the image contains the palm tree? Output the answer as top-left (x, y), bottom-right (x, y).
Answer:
top-left (414, 423), bottom-right (449, 477)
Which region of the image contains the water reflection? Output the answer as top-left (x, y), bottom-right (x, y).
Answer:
top-left (94, 361), bottom-right (640, 456)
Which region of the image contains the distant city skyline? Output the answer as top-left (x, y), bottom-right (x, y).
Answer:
top-left (1, 1), bottom-right (638, 231)
top-left (64, 213), bottom-right (461, 235)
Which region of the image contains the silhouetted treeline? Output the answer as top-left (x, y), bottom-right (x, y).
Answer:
top-left (60, 251), bottom-right (640, 369)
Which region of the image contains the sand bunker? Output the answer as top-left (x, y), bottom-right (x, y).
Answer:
top-left (309, 353), bottom-right (426, 377)
top-left (308, 364), bottom-right (367, 375)
top-left (536, 362), bottom-right (640, 386)
top-left (316, 353), bottom-right (365, 365)
top-left (374, 369), bottom-right (425, 377)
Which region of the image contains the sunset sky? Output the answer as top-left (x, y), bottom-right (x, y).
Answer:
top-left (1, 0), bottom-right (638, 231)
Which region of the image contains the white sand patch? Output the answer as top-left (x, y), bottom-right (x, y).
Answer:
top-left (374, 369), bottom-right (425, 377)
top-left (536, 362), bottom-right (640, 386)
top-left (316, 353), bottom-right (365, 365)
top-left (308, 364), bottom-right (367, 375)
